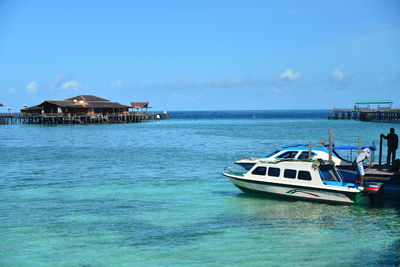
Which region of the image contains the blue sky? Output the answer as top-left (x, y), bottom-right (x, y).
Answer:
top-left (0, 0), bottom-right (399, 111)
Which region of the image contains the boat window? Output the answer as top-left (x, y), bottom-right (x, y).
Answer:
top-left (318, 165), bottom-right (341, 181)
top-left (265, 150), bottom-right (280, 158)
top-left (268, 167), bottom-right (280, 177)
top-left (276, 151), bottom-right (298, 160)
top-left (298, 171), bottom-right (312, 181)
top-left (252, 167), bottom-right (266, 176)
top-left (284, 169), bottom-right (296, 179)
top-left (297, 152), bottom-right (316, 160)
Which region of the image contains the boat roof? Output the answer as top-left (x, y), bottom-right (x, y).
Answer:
top-left (280, 144), bottom-right (376, 151)
top-left (261, 158), bottom-right (329, 164)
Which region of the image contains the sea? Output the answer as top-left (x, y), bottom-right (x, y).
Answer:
top-left (1, 110), bottom-right (399, 267)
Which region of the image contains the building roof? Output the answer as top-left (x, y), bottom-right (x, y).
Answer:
top-left (355, 100), bottom-right (393, 105)
top-left (21, 105), bottom-right (42, 111)
top-left (131, 102), bottom-right (152, 108)
top-left (21, 95), bottom-right (130, 112)
top-left (65, 95), bottom-right (110, 102)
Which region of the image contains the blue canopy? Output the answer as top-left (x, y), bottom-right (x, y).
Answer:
top-left (355, 100), bottom-right (392, 105)
top-left (281, 144), bottom-right (376, 151)
top-left (332, 145), bottom-right (376, 151)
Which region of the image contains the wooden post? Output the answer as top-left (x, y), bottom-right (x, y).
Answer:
top-left (329, 129), bottom-right (333, 162)
top-left (308, 141), bottom-right (312, 159)
top-left (358, 136), bottom-right (361, 153)
top-left (379, 134), bottom-right (383, 165)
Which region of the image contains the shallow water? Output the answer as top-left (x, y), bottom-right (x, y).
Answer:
top-left (1, 110), bottom-right (399, 266)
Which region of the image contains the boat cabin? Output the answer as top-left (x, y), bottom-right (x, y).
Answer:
top-left (224, 158), bottom-right (383, 204)
top-left (247, 160), bottom-right (351, 188)
top-left (236, 144), bottom-right (377, 172)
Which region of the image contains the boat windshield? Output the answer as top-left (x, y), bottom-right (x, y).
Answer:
top-left (318, 164), bottom-right (343, 182)
top-left (276, 151), bottom-right (298, 159)
top-left (297, 151), bottom-right (316, 160)
top-left (265, 150), bottom-right (280, 157)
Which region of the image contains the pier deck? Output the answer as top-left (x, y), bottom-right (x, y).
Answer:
top-left (328, 108), bottom-right (400, 123)
top-left (0, 112), bottom-right (169, 125)
top-left (365, 165), bottom-right (397, 181)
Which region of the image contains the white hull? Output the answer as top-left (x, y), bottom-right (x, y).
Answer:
top-left (228, 176), bottom-right (356, 204)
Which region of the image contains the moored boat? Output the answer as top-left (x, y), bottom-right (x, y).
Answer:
top-left (223, 159), bottom-right (383, 204)
top-left (234, 144), bottom-right (397, 182)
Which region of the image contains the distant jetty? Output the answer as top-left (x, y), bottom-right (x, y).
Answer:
top-left (328, 100), bottom-right (400, 123)
top-left (0, 95), bottom-right (169, 125)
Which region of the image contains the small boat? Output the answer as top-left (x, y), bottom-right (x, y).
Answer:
top-left (223, 159), bottom-right (383, 204)
top-left (234, 144), bottom-right (386, 182)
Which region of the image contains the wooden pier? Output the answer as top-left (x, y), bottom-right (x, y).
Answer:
top-left (359, 110), bottom-right (400, 123)
top-left (328, 101), bottom-right (400, 123)
top-left (328, 108), bottom-right (361, 120)
top-left (0, 95), bottom-right (169, 125)
top-left (0, 112), bottom-right (169, 125)
top-left (328, 108), bottom-right (400, 123)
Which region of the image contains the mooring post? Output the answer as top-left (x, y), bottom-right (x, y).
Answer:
top-left (308, 141), bottom-right (312, 159)
top-left (358, 136), bottom-right (361, 153)
top-left (329, 129), bottom-right (333, 162)
top-left (379, 134), bottom-right (383, 165)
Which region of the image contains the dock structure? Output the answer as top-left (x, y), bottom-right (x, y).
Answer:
top-left (0, 95), bottom-right (169, 125)
top-left (0, 112), bottom-right (168, 125)
top-left (328, 100), bottom-right (400, 123)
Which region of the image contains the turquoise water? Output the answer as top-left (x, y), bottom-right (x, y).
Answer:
top-left (1, 111), bottom-right (399, 266)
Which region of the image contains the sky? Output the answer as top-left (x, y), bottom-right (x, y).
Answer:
top-left (0, 0), bottom-right (399, 111)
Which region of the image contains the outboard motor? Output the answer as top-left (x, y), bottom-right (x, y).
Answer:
top-left (363, 182), bottom-right (384, 204)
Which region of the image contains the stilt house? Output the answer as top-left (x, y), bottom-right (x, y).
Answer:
top-left (21, 95), bottom-right (130, 116)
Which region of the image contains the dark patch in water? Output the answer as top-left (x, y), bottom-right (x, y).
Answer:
top-left (78, 263), bottom-right (106, 267)
top-left (211, 190), bottom-right (238, 197)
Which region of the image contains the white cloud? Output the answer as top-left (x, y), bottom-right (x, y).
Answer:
top-left (279, 69), bottom-right (301, 81)
top-left (111, 80), bottom-right (123, 88)
top-left (25, 81), bottom-right (38, 93)
top-left (332, 68), bottom-right (346, 80)
top-left (51, 74), bottom-right (82, 91)
top-left (61, 81), bottom-right (79, 90)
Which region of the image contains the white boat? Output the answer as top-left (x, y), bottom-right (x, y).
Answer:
top-left (223, 159), bottom-right (383, 204)
top-left (234, 144), bottom-right (382, 181)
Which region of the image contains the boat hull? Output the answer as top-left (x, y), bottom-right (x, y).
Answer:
top-left (227, 176), bottom-right (358, 204)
